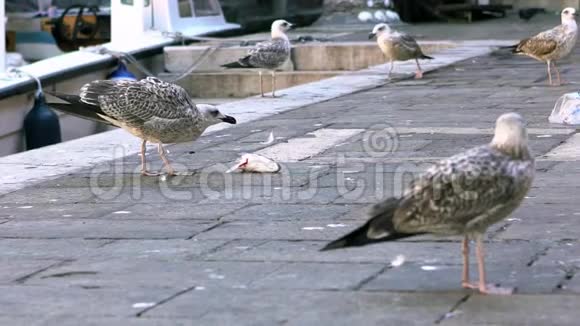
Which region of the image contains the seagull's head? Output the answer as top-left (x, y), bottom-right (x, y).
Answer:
top-left (491, 112), bottom-right (529, 155)
top-left (561, 7), bottom-right (578, 23)
top-left (271, 20), bottom-right (294, 35)
top-left (369, 23), bottom-right (390, 39)
top-left (197, 104), bottom-right (237, 125)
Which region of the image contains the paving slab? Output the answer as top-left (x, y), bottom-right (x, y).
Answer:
top-left (0, 285), bottom-right (176, 318)
top-left (0, 203), bottom-right (132, 219)
top-left (143, 289), bottom-right (463, 324)
top-left (0, 219), bottom-right (215, 240)
top-left (0, 239), bottom-right (122, 260)
top-left (89, 239), bottom-right (231, 260)
top-left (99, 203), bottom-right (248, 221)
top-left (0, 258), bottom-right (64, 284)
top-left (0, 316), bottom-right (196, 326)
top-left (442, 295), bottom-right (580, 326)
top-left (220, 203), bottom-right (353, 221)
top-left (250, 262), bottom-right (386, 290)
top-left (25, 259), bottom-right (284, 290)
top-left (362, 263), bottom-right (564, 294)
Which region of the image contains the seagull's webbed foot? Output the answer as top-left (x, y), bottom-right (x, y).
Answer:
top-left (461, 282), bottom-right (478, 289)
top-left (461, 282), bottom-right (514, 295)
top-left (414, 71), bottom-right (424, 79)
top-left (141, 170), bottom-right (161, 177)
top-left (466, 235), bottom-right (514, 295)
top-left (478, 283), bottom-right (515, 295)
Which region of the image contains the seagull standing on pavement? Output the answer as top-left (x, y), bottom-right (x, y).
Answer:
top-left (322, 113), bottom-right (535, 295)
top-left (506, 7), bottom-right (577, 86)
top-left (221, 19), bottom-right (294, 97)
top-left (368, 23), bottom-right (434, 79)
top-left (47, 77), bottom-right (237, 176)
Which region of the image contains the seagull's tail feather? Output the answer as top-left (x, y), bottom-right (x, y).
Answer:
top-left (47, 92), bottom-right (112, 125)
top-left (499, 44), bottom-right (520, 53)
top-left (420, 54), bottom-right (434, 60)
top-left (221, 61), bottom-right (245, 69)
top-left (221, 55), bottom-right (253, 69)
top-left (320, 198), bottom-right (416, 251)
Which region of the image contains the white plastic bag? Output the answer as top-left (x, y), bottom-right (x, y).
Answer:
top-left (549, 92), bottom-right (580, 125)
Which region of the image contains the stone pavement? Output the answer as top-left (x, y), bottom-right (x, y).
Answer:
top-left (3, 27), bottom-right (580, 326)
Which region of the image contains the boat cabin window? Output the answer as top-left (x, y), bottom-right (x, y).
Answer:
top-left (179, 0), bottom-right (220, 17)
top-left (178, 0), bottom-right (193, 17)
top-left (193, 0), bottom-right (220, 17)
top-left (120, 0), bottom-right (151, 6)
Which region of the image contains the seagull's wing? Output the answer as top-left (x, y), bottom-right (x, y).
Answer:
top-left (391, 145), bottom-right (533, 235)
top-left (514, 26), bottom-right (561, 57)
top-left (244, 38), bottom-right (290, 69)
top-left (384, 31), bottom-right (432, 59)
top-left (79, 77), bottom-right (199, 127)
top-left (397, 32), bottom-right (422, 54)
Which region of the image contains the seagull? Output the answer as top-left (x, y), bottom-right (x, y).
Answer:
top-left (506, 7), bottom-right (577, 86)
top-left (221, 19), bottom-right (293, 98)
top-left (368, 23), bottom-right (434, 79)
top-left (321, 113), bottom-right (535, 295)
top-left (47, 77), bottom-right (237, 176)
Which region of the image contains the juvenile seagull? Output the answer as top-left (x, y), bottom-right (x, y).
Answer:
top-left (47, 77), bottom-right (237, 176)
top-left (369, 23), bottom-right (434, 79)
top-left (507, 7), bottom-right (577, 86)
top-left (322, 113), bottom-right (535, 295)
top-left (221, 19), bottom-right (293, 97)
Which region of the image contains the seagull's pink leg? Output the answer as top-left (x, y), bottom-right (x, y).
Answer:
top-left (553, 61), bottom-right (563, 85)
top-left (388, 60), bottom-right (394, 79)
top-left (157, 143), bottom-right (175, 176)
top-left (461, 236), bottom-right (473, 289)
top-left (271, 70), bottom-right (277, 98)
top-left (259, 71), bottom-right (264, 97)
top-left (546, 60), bottom-right (553, 86)
top-left (140, 140), bottom-right (159, 176)
top-left (475, 235), bottom-right (514, 295)
top-left (415, 58), bottom-right (424, 79)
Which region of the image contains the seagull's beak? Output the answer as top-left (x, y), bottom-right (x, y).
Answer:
top-left (287, 23), bottom-right (295, 30)
top-left (368, 32), bottom-right (376, 39)
top-left (221, 115), bottom-right (237, 124)
top-left (574, 13), bottom-right (579, 17)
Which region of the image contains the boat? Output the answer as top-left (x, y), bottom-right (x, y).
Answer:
top-left (0, 0), bottom-right (241, 156)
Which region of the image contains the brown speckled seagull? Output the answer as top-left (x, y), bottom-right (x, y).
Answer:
top-left (369, 23), bottom-right (434, 79)
top-left (507, 7), bottom-right (577, 86)
top-left (322, 113), bottom-right (535, 295)
top-left (47, 77), bottom-right (237, 176)
top-left (221, 19), bottom-right (293, 97)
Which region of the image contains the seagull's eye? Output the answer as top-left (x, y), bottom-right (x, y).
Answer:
top-left (210, 110), bottom-right (219, 117)
top-left (564, 10), bottom-right (569, 14)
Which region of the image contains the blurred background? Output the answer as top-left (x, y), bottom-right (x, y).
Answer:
top-left (0, 0), bottom-right (573, 156)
